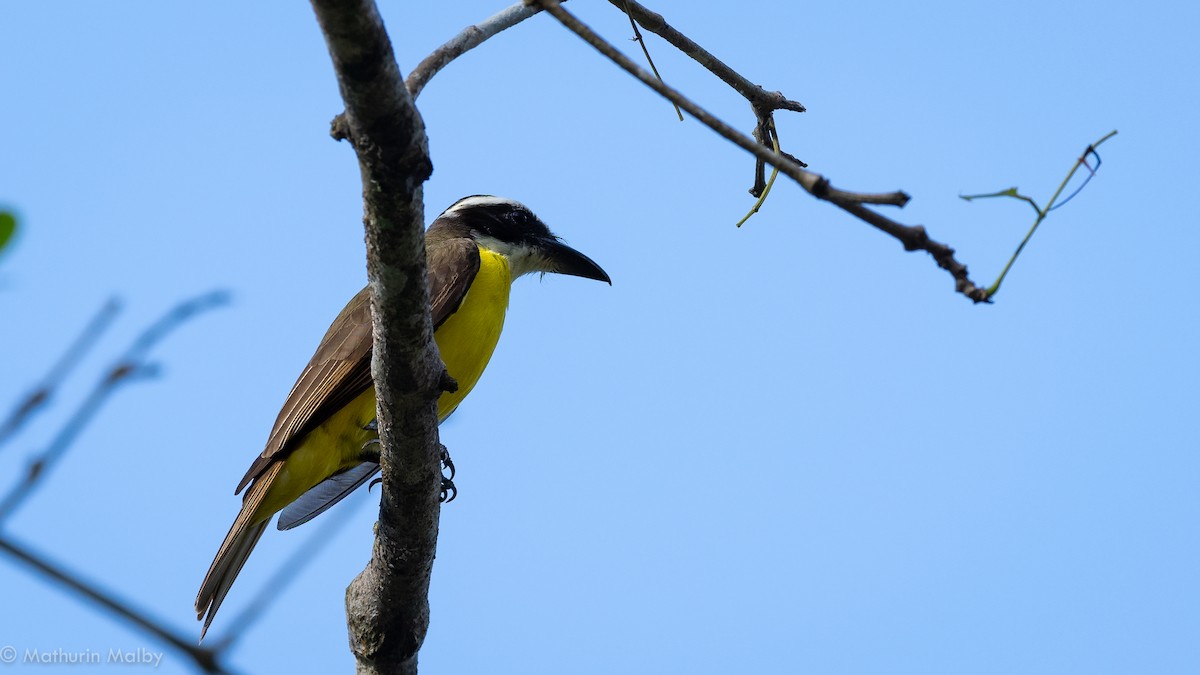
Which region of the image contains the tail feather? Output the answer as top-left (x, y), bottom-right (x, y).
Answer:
top-left (196, 463), bottom-right (281, 641)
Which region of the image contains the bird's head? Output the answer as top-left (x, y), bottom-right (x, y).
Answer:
top-left (432, 195), bottom-right (611, 284)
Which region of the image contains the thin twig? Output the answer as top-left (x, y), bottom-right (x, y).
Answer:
top-left (736, 121), bottom-right (780, 227)
top-left (962, 130), bottom-right (1118, 299)
top-left (0, 298), bottom-right (121, 448)
top-left (606, 0), bottom-right (805, 115)
top-left (620, 0), bottom-right (683, 121)
top-left (0, 534), bottom-right (233, 674)
top-left (606, 0), bottom-right (807, 195)
top-left (0, 290), bottom-right (231, 524)
top-left (406, 2), bottom-right (546, 100)
top-left (534, 0), bottom-right (989, 302)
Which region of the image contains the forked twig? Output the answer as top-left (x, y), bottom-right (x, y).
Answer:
top-left (961, 130), bottom-right (1118, 298)
top-left (533, 0), bottom-right (989, 302)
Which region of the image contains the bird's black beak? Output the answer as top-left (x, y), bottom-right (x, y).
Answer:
top-left (538, 238), bottom-right (611, 285)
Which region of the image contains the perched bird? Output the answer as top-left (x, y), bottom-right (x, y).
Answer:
top-left (195, 196), bottom-right (610, 639)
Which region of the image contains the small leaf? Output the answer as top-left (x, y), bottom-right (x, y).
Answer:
top-left (0, 211), bottom-right (15, 254)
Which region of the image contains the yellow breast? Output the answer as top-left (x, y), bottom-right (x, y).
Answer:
top-left (253, 245), bottom-right (512, 521)
top-left (433, 247), bottom-right (512, 420)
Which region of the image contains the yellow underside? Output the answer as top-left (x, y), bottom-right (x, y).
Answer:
top-left (253, 248), bottom-right (512, 520)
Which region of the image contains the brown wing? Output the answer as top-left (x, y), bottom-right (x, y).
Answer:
top-left (429, 237), bottom-right (481, 329)
top-left (234, 236), bottom-right (481, 494)
top-left (234, 287), bottom-right (373, 493)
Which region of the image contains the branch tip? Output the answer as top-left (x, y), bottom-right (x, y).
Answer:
top-left (537, 0), bottom-right (991, 302)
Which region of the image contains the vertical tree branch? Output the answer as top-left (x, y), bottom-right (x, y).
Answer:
top-left (308, 2), bottom-right (444, 674)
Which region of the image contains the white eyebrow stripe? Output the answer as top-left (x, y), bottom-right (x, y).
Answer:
top-left (441, 195), bottom-right (526, 216)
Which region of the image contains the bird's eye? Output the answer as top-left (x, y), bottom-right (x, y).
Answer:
top-left (504, 209), bottom-right (527, 226)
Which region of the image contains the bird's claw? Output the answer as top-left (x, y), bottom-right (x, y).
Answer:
top-left (439, 444), bottom-right (456, 503)
top-left (440, 444), bottom-right (455, 481)
top-left (367, 476), bottom-right (454, 502)
top-left (360, 419), bottom-right (381, 463)
top-left (361, 430), bottom-right (458, 503)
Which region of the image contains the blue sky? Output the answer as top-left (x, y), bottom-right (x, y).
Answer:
top-left (1, 1), bottom-right (1197, 673)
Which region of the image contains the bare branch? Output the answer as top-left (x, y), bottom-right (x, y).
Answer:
top-left (407, 2), bottom-right (545, 99)
top-left (610, 0), bottom-right (806, 194)
top-left (0, 298), bottom-right (120, 448)
top-left (330, 2), bottom-right (547, 142)
top-left (534, 0), bottom-right (990, 303)
top-left (0, 534), bottom-right (233, 674)
top-left (309, 1), bottom-right (444, 673)
top-left (609, 0), bottom-right (805, 116)
top-left (0, 290), bottom-right (230, 524)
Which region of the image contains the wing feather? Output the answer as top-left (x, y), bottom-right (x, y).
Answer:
top-left (429, 237), bottom-right (481, 329)
top-left (233, 236), bottom-right (481, 494)
top-left (235, 288), bottom-right (373, 493)
top-left (276, 462), bottom-right (380, 530)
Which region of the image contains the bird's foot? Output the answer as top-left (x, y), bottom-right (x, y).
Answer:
top-left (360, 419), bottom-right (380, 463)
top-left (440, 444), bottom-right (457, 503)
top-left (440, 444), bottom-right (455, 481)
top-left (366, 474), bottom-right (454, 502)
top-left (440, 478), bottom-right (457, 503)
top-left (361, 425), bottom-right (457, 503)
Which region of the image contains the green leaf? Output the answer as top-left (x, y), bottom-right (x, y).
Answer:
top-left (0, 211), bottom-right (16, 255)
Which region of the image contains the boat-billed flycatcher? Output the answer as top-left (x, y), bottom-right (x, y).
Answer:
top-left (195, 196), bottom-right (610, 638)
